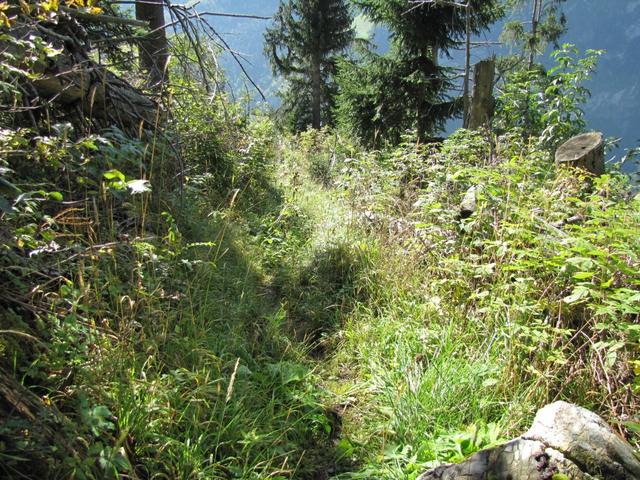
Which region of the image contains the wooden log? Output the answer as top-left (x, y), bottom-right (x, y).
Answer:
top-left (467, 59), bottom-right (495, 130)
top-left (555, 131), bottom-right (605, 176)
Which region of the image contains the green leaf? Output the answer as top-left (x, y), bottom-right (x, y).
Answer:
top-left (48, 191), bottom-right (63, 201)
top-left (103, 169), bottom-right (125, 182)
top-left (563, 286), bottom-right (590, 304)
top-left (600, 277), bottom-right (614, 289)
top-left (572, 271), bottom-right (594, 280)
top-left (623, 421), bottom-right (640, 435)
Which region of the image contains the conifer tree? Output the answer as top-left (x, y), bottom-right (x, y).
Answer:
top-left (336, 0), bottom-right (503, 145)
top-left (265, 0), bottom-right (354, 130)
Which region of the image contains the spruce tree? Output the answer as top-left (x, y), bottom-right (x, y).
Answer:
top-left (265, 0), bottom-right (354, 130)
top-left (336, 0), bottom-right (503, 145)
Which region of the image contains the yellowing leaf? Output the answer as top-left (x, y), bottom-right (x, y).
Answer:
top-left (19, 0), bottom-right (32, 15)
top-left (40, 0), bottom-right (59, 13)
top-left (0, 2), bottom-right (12, 28)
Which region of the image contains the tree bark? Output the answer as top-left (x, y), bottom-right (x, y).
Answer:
top-left (555, 132), bottom-right (605, 176)
top-left (5, 15), bottom-right (160, 131)
top-left (135, 0), bottom-right (169, 87)
top-left (310, 53), bottom-right (322, 129)
top-left (528, 0), bottom-right (542, 69)
top-left (468, 59), bottom-right (495, 130)
top-left (462, 2), bottom-right (472, 128)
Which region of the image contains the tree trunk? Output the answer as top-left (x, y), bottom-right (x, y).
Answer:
top-left (136, 0), bottom-right (169, 87)
top-left (432, 39), bottom-right (439, 67)
top-left (310, 54), bottom-right (322, 129)
top-left (462, 2), bottom-right (472, 128)
top-left (528, 0), bottom-right (541, 69)
top-left (468, 59), bottom-right (495, 130)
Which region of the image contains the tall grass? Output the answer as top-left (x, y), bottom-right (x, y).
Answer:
top-left (3, 97), bottom-right (638, 479)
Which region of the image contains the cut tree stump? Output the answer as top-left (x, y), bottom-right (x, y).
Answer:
top-left (467, 59), bottom-right (495, 130)
top-left (555, 132), bottom-right (605, 176)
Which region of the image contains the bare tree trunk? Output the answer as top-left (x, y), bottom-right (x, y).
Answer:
top-left (462, 2), bottom-right (472, 128)
top-left (528, 0), bottom-right (541, 69)
top-left (136, 0), bottom-right (169, 87)
top-left (468, 59), bottom-right (495, 130)
top-left (310, 53), bottom-right (322, 129)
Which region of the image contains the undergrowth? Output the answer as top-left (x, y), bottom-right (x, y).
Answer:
top-left (286, 128), bottom-right (640, 479)
top-left (1, 43), bottom-right (639, 480)
top-left (0, 88), bottom-right (342, 478)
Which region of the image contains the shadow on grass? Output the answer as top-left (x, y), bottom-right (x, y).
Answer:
top-left (274, 243), bottom-right (369, 358)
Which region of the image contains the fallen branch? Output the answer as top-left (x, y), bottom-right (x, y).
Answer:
top-left (60, 6), bottom-right (149, 27)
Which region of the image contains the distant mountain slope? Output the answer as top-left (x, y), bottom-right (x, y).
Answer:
top-left (197, 0), bottom-right (279, 99)
top-left (201, 0), bottom-right (639, 160)
top-left (565, 0), bottom-right (640, 164)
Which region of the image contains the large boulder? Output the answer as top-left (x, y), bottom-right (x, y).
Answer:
top-left (418, 401), bottom-right (640, 480)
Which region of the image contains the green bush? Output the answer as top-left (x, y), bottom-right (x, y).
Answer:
top-left (495, 44), bottom-right (603, 149)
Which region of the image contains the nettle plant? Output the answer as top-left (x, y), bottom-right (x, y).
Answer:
top-left (495, 44), bottom-right (603, 150)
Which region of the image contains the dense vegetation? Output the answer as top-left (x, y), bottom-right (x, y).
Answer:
top-left (1, 1), bottom-right (639, 479)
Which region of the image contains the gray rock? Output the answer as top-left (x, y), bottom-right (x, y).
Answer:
top-left (459, 186), bottom-right (479, 219)
top-left (418, 401), bottom-right (640, 480)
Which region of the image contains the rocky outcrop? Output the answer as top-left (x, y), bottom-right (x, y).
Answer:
top-left (418, 401), bottom-right (640, 480)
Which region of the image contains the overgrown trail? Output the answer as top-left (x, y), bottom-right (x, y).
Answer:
top-left (3, 123), bottom-right (639, 480)
top-left (264, 136), bottom-right (394, 478)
